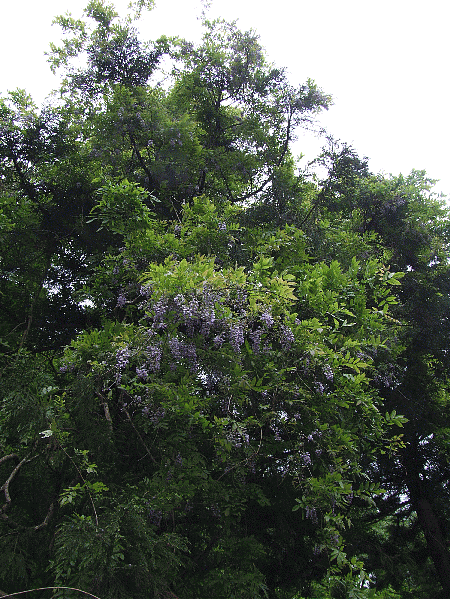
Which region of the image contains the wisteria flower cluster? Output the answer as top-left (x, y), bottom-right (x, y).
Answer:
top-left (225, 425), bottom-right (249, 448)
top-left (110, 282), bottom-right (300, 411)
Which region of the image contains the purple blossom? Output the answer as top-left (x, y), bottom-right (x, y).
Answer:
top-left (146, 344), bottom-right (162, 372)
top-left (213, 333), bottom-right (226, 348)
top-left (299, 452), bottom-right (312, 465)
top-left (270, 423), bottom-right (283, 441)
top-left (307, 430), bottom-right (322, 442)
top-left (261, 310), bottom-right (274, 328)
top-left (117, 294), bottom-right (127, 308)
top-left (225, 427), bottom-right (249, 448)
top-left (323, 364), bottom-right (334, 381)
top-left (204, 370), bottom-right (220, 391)
top-left (249, 327), bottom-right (263, 353)
top-left (200, 308), bottom-right (216, 336)
top-left (229, 324), bottom-right (244, 352)
top-left (140, 285), bottom-right (151, 297)
top-left (116, 347), bottom-right (130, 370)
top-left (279, 324), bottom-right (295, 349)
top-left (136, 366), bottom-right (149, 380)
top-left (168, 336), bottom-right (197, 370)
top-left (218, 221), bottom-right (227, 231)
top-left (314, 382), bottom-right (325, 394)
top-left (147, 508), bottom-right (162, 527)
top-left (142, 405), bottom-right (166, 424)
top-left (305, 506), bottom-right (318, 524)
top-left (151, 298), bottom-right (168, 329)
top-left (174, 294), bottom-right (201, 333)
top-left (374, 368), bottom-right (398, 388)
top-left (235, 289), bottom-right (248, 310)
top-left (173, 293), bottom-right (186, 308)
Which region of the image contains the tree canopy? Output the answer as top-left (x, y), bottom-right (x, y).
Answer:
top-left (1, 2), bottom-right (449, 599)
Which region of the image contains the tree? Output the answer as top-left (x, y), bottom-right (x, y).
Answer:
top-left (1, 2), bottom-right (449, 599)
top-left (305, 148), bottom-right (450, 598)
top-left (1, 193), bottom-right (405, 598)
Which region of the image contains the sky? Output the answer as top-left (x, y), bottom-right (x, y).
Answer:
top-left (1, 0), bottom-right (449, 195)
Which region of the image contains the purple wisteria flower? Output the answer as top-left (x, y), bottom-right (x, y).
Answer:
top-left (142, 405), bottom-right (166, 424)
top-left (146, 344), bottom-right (162, 372)
top-left (229, 324), bottom-right (244, 352)
top-left (299, 452), bottom-right (312, 466)
top-left (116, 347), bottom-right (130, 370)
top-left (151, 298), bottom-right (168, 329)
top-left (323, 364), bottom-right (334, 381)
top-left (314, 382), bottom-right (325, 394)
top-left (249, 327), bottom-right (263, 353)
top-left (116, 294), bottom-right (127, 308)
top-left (261, 310), bottom-right (274, 328)
top-left (168, 336), bottom-right (197, 370)
top-left (200, 308), bottom-right (216, 336)
top-left (213, 332), bottom-right (226, 348)
top-left (147, 508), bottom-right (163, 527)
top-left (305, 506), bottom-right (318, 524)
top-left (279, 324), bottom-right (295, 349)
top-left (136, 366), bottom-right (149, 380)
top-left (270, 423), bottom-right (283, 441)
top-left (218, 221), bottom-right (227, 231)
top-left (140, 285), bottom-right (151, 298)
top-left (225, 427), bottom-right (249, 448)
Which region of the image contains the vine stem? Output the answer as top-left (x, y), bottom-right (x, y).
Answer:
top-left (0, 587), bottom-right (102, 599)
top-left (57, 443), bottom-right (99, 528)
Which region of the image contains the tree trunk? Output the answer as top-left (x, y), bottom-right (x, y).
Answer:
top-left (413, 494), bottom-right (450, 599)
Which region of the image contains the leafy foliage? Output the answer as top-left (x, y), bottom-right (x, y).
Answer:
top-left (1, 2), bottom-right (449, 599)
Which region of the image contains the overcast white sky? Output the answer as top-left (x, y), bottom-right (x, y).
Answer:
top-left (1, 0), bottom-right (449, 195)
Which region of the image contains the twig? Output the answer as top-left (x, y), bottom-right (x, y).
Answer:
top-left (121, 403), bottom-right (157, 464)
top-left (1, 456), bottom-right (36, 512)
top-left (95, 391), bottom-right (113, 432)
top-left (57, 444), bottom-right (99, 528)
top-left (0, 454), bottom-right (19, 467)
top-left (34, 502), bottom-right (54, 531)
top-left (0, 587), bottom-right (102, 599)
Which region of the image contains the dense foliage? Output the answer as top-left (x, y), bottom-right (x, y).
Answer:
top-left (1, 2), bottom-right (449, 598)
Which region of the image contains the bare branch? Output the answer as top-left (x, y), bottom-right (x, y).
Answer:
top-left (1, 456), bottom-right (33, 511)
top-left (0, 587), bottom-right (102, 599)
top-left (34, 502), bottom-right (54, 531)
top-left (121, 402), bottom-right (157, 465)
top-left (0, 454), bottom-right (19, 467)
top-left (95, 391), bottom-right (113, 432)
